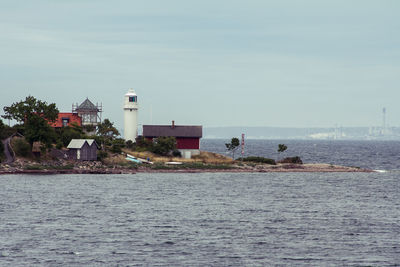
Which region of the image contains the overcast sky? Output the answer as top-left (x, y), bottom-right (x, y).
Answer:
top-left (1, 0), bottom-right (399, 131)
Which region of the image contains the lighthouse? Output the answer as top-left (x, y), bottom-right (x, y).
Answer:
top-left (123, 89), bottom-right (138, 142)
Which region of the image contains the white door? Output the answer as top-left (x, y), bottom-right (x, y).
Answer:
top-left (77, 149), bottom-right (80, 160)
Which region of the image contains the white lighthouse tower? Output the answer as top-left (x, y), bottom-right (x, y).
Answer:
top-left (123, 89), bottom-right (138, 142)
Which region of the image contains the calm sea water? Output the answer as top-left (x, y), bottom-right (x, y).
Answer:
top-left (1, 140), bottom-right (399, 266)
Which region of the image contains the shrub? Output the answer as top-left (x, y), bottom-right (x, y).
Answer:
top-left (172, 150), bottom-right (182, 157)
top-left (97, 150), bottom-right (108, 161)
top-left (151, 136), bottom-right (176, 156)
top-left (238, 156), bottom-right (276, 165)
top-left (13, 138), bottom-right (31, 157)
top-left (125, 140), bottom-right (134, 149)
top-left (56, 141), bottom-right (63, 149)
top-left (278, 156), bottom-right (303, 164)
top-left (111, 138), bottom-right (125, 153)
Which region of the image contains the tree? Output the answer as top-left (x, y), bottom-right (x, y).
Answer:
top-left (57, 123), bottom-right (86, 147)
top-left (97, 119), bottom-right (120, 148)
top-left (0, 119), bottom-right (15, 140)
top-left (225, 137), bottom-right (240, 159)
top-left (24, 115), bottom-right (56, 146)
top-left (2, 96), bottom-right (58, 123)
top-left (278, 144), bottom-right (287, 153)
top-left (2, 96), bottom-right (59, 146)
top-left (0, 119), bottom-right (5, 140)
top-left (277, 144), bottom-right (287, 159)
top-left (152, 136), bottom-right (176, 156)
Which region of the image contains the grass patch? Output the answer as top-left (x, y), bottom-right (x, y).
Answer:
top-left (47, 164), bottom-right (74, 170)
top-left (24, 164), bottom-right (45, 170)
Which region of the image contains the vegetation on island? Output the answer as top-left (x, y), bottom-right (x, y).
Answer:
top-left (0, 96), bottom-right (308, 172)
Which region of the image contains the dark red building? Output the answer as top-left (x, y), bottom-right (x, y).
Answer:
top-left (143, 121), bottom-right (202, 158)
top-left (50, 113), bottom-right (82, 128)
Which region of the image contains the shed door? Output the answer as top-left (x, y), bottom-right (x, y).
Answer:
top-left (77, 149), bottom-right (81, 160)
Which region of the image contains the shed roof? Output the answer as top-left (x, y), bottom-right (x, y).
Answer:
top-left (76, 98), bottom-right (98, 111)
top-left (143, 125), bottom-right (202, 138)
top-left (67, 139), bottom-right (98, 149)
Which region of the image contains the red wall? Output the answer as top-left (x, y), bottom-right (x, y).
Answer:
top-left (176, 138), bottom-right (200, 149)
top-left (146, 137), bottom-right (200, 149)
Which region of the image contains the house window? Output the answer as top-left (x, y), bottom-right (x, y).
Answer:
top-left (129, 96), bottom-right (134, 102)
top-left (62, 118), bottom-right (70, 127)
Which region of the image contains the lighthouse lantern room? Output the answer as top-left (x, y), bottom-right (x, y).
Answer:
top-left (123, 89), bottom-right (138, 142)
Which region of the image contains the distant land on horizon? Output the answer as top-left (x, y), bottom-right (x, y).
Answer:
top-left (203, 126), bottom-right (400, 140)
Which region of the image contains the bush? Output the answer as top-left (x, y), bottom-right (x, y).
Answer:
top-left (111, 138), bottom-right (125, 153)
top-left (125, 140), bottom-right (134, 149)
top-left (172, 150), bottom-right (182, 157)
top-left (151, 137), bottom-right (176, 156)
top-left (278, 156), bottom-right (303, 164)
top-left (238, 156), bottom-right (276, 165)
top-left (135, 136), bottom-right (153, 150)
top-left (56, 141), bottom-right (63, 149)
top-left (13, 138), bottom-right (31, 157)
top-left (97, 150), bottom-right (108, 161)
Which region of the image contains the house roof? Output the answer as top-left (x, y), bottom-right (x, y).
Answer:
top-left (50, 113), bottom-right (82, 128)
top-left (67, 139), bottom-right (98, 149)
top-left (76, 98), bottom-right (98, 111)
top-left (143, 125), bottom-right (202, 138)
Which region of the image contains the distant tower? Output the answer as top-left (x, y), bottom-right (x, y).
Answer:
top-left (123, 89), bottom-right (138, 142)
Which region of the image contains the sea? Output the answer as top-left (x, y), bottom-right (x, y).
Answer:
top-left (0, 139), bottom-right (399, 266)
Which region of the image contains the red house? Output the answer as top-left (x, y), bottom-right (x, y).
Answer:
top-left (50, 113), bottom-right (82, 128)
top-left (143, 121), bottom-right (202, 158)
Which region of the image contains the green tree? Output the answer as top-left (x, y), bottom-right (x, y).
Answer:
top-left (97, 118), bottom-right (120, 148)
top-left (13, 138), bottom-right (31, 157)
top-left (152, 136), bottom-right (176, 156)
top-left (56, 123), bottom-right (86, 147)
top-left (277, 144), bottom-right (288, 160)
top-left (2, 96), bottom-right (58, 123)
top-left (2, 96), bottom-right (59, 146)
top-left (23, 113), bottom-right (56, 146)
top-left (111, 138), bottom-right (126, 153)
top-left (225, 137), bottom-right (240, 159)
top-left (278, 144), bottom-right (287, 153)
top-left (0, 119), bottom-right (5, 140)
top-left (0, 119), bottom-right (16, 140)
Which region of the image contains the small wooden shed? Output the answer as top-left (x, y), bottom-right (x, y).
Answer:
top-left (32, 141), bottom-right (42, 157)
top-left (67, 139), bottom-right (99, 161)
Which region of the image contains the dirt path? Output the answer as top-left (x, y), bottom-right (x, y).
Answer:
top-left (1, 137), bottom-right (14, 164)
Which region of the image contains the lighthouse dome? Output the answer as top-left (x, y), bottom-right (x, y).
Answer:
top-left (125, 89), bottom-right (137, 96)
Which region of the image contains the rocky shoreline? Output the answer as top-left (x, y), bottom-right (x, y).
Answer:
top-left (0, 161), bottom-right (373, 175)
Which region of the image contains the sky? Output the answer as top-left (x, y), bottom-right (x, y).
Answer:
top-left (1, 0), bottom-right (399, 131)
